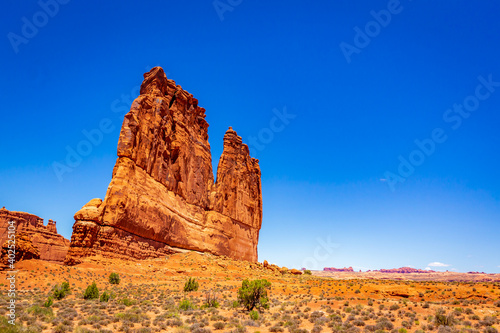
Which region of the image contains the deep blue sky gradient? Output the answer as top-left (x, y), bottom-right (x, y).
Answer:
top-left (1, 0), bottom-right (499, 272)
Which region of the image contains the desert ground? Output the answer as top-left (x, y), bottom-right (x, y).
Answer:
top-left (1, 252), bottom-right (499, 333)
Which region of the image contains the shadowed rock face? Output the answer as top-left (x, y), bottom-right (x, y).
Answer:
top-left (0, 207), bottom-right (70, 264)
top-left (65, 67), bottom-right (262, 265)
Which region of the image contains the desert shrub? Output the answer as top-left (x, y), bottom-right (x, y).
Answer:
top-left (53, 323), bottom-right (72, 333)
top-left (83, 282), bottom-right (99, 300)
top-left (434, 308), bottom-right (454, 326)
top-left (249, 310), bottom-right (259, 320)
top-left (353, 319), bottom-right (365, 326)
top-left (398, 328), bottom-right (408, 333)
top-left (184, 277), bottom-right (199, 292)
top-left (204, 290), bottom-right (219, 308)
top-left (309, 311), bottom-right (324, 323)
top-left (213, 321), bottom-right (225, 330)
top-left (179, 299), bottom-right (194, 310)
top-left (365, 325), bottom-right (377, 332)
top-left (109, 272), bottom-right (120, 285)
top-left (237, 279), bottom-right (271, 311)
top-left (100, 291), bottom-right (110, 302)
top-left (304, 270), bottom-right (312, 275)
top-left (121, 298), bottom-right (136, 306)
top-left (167, 318), bottom-right (183, 327)
top-left (389, 304), bottom-right (400, 311)
top-left (28, 304), bottom-right (54, 321)
top-left (375, 317), bottom-right (394, 331)
top-left (312, 326), bottom-right (323, 333)
top-left (479, 316), bottom-right (498, 327)
top-left (53, 281), bottom-right (70, 300)
top-left (44, 296), bottom-right (54, 307)
top-left (437, 326), bottom-right (459, 333)
top-left (484, 327), bottom-right (498, 333)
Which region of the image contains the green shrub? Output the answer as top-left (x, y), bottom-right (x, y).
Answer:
top-left (179, 299), bottom-right (194, 310)
top-left (434, 308), bottom-right (454, 326)
top-left (304, 270), bottom-right (312, 275)
top-left (83, 282), bottom-right (99, 300)
top-left (204, 290), bottom-right (219, 308)
top-left (100, 291), bottom-right (110, 302)
top-left (53, 281), bottom-right (70, 300)
top-left (109, 272), bottom-right (120, 285)
top-left (183, 277), bottom-right (199, 292)
top-left (213, 321), bottom-right (225, 330)
top-left (43, 296), bottom-right (53, 307)
top-left (250, 310), bottom-right (259, 320)
top-left (237, 279), bottom-right (271, 311)
top-left (121, 298), bottom-right (136, 306)
top-left (27, 304), bottom-right (54, 321)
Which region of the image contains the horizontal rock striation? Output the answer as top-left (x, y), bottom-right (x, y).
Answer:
top-left (65, 67), bottom-right (262, 265)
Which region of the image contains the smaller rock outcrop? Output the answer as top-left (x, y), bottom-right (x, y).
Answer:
top-left (0, 207), bottom-right (70, 265)
top-left (1, 233), bottom-right (40, 268)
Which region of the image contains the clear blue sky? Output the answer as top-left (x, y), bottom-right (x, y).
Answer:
top-left (1, 0), bottom-right (499, 273)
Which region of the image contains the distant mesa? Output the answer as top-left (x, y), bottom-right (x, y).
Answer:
top-left (323, 267), bottom-right (354, 272)
top-left (323, 266), bottom-right (437, 274)
top-left (374, 267), bottom-right (436, 274)
top-left (0, 207), bottom-right (70, 267)
top-left (65, 67), bottom-right (263, 265)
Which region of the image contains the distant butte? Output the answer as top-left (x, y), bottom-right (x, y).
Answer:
top-left (323, 267), bottom-right (354, 272)
top-left (0, 207), bottom-right (70, 267)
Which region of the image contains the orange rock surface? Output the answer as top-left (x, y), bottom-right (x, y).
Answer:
top-left (0, 207), bottom-right (70, 264)
top-left (1, 232), bottom-right (40, 268)
top-left (65, 67), bottom-right (262, 265)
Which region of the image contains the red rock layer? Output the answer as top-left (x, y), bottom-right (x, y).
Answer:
top-left (0, 207), bottom-right (70, 264)
top-left (65, 67), bottom-right (262, 265)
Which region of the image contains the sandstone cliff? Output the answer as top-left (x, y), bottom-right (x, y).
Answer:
top-left (0, 207), bottom-right (70, 264)
top-left (65, 67), bottom-right (262, 264)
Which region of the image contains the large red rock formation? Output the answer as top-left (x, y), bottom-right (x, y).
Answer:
top-left (0, 207), bottom-right (70, 264)
top-left (65, 67), bottom-right (262, 265)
